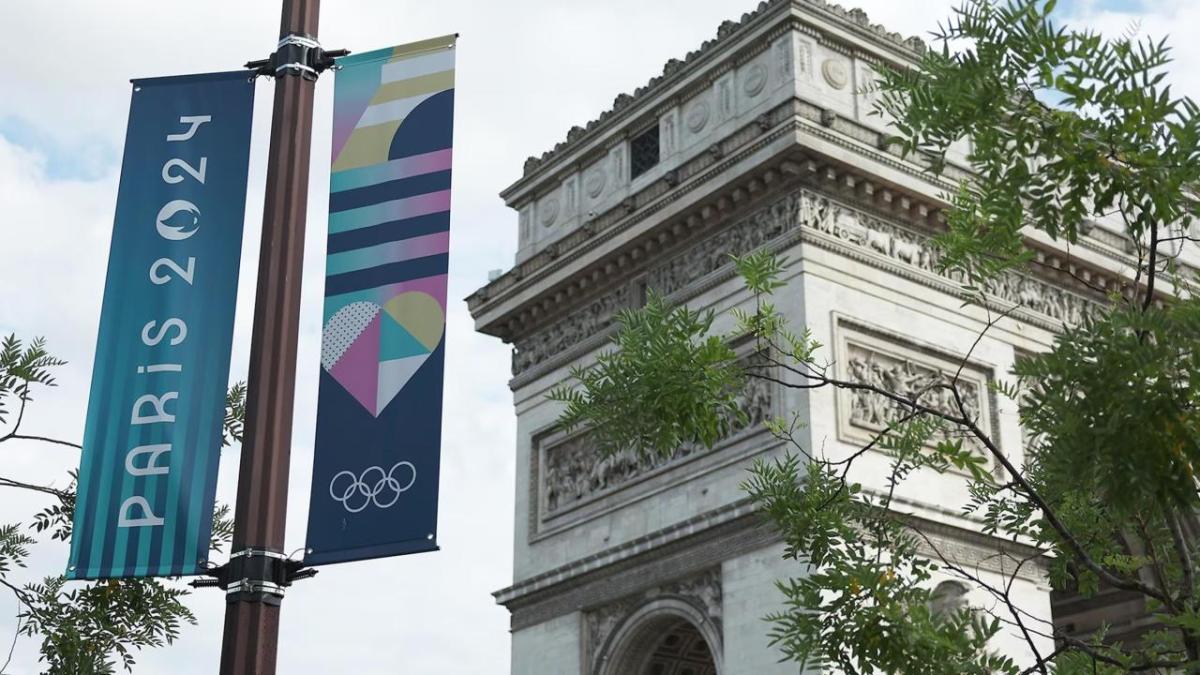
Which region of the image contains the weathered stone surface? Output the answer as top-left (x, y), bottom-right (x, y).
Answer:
top-left (541, 354), bottom-right (774, 516)
top-left (512, 187), bottom-right (1098, 379)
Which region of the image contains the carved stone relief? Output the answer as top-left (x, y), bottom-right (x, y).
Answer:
top-left (660, 109), bottom-right (679, 157)
top-left (686, 100), bottom-right (710, 134)
top-left (716, 74), bottom-right (734, 120)
top-left (585, 568), bottom-right (723, 675)
top-left (610, 145), bottom-right (627, 187)
top-left (929, 580), bottom-right (970, 618)
top-left (858, 63), bottom-right (879, 107)
top-left (845, 341), bottom-right (983, 433)
top-left (837, 321), bottom-right (995, 459)
top-left (540, 353), bottom-right (774, 516)
top-left (743, 62), bottom-right (768, 97)
top-left (822, 58), bottom-right (850, 90)
top-left (797, 40), bottom-right (813, 78)
top-left (518, 204), bottom-right (534, 243)
top-left (512, 188), bottom-right (1097, 378)
top-left (775, 35), bottom-right (793, 79)
top-left (564, 175), bottom-right (580, 215)
top-left (585, 165), bottom-right (607, 199)
top-left (513, 284), bottom-right (631, 376)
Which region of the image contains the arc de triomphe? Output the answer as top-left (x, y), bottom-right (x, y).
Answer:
top-left (468, 1), bottom-right (1141, 672)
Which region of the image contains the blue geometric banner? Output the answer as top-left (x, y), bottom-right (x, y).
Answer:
top-left (304, 35), bottom-right (456, 566)
top-left (67, 71), bottom-right (255, 579)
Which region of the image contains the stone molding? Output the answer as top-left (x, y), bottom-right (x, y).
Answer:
top-left (475, 103), bottom-right (1162, 341)
top-left (496, 499), bottom-right (759, 612)
top-left (495, 499), bottom-right (1045, 624)
top-left (513, 0), bottom-right (926, 184)
top-left (509, 186), bottom-right (1106, 386)
top-left (471, 101), bottom-right (957, 336)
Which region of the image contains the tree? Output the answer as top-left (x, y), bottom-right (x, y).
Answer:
top-left (0, 334), bottom-right (245, 674)
top-left (551, 1), bottom-right (1200, 672)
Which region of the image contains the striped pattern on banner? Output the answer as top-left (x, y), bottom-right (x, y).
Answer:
top-left (304, 36), bottom-right (455, 566)
top-left (67, 72), bottom-right (254, 579)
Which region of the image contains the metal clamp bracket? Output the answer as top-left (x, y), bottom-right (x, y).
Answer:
top-left (191, 548), bottom-right (318, 607)
top-left (244, 34), bottom-right (349, 81)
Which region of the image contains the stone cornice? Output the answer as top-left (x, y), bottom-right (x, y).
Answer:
top-left (470, 98), bottom-right (1167, 354)
top-left (470, 102), bottom-right (957, 340)
top-left (494, 499), bottom-right (1046, 617)
top-left (494, 499), bottom-right (759, 609)
top-left (506, 0), bottom-right (929, 198)
top-left (503, 182), bottom-right (1137, 390)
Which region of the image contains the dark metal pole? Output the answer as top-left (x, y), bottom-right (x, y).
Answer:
top-left (219, 0), bottom-right (319, 672)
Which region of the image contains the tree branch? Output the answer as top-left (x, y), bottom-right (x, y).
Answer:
top-left (0, 477), bottom-right (65, 498)
top-left (0, 435), bottom-right (80, 450)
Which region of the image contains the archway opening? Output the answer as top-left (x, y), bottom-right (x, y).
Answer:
top-left (639, 618), bottom-right (718, 675)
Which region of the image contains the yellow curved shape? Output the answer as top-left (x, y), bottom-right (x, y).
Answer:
top-left (382, 292), bottom-right (445, 351)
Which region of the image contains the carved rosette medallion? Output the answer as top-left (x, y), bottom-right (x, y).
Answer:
top-left (585, 569), bottom-right (723, 675)
top-left (584, 166), bottom-right (608, 199)
top-left (539, 197), bottom-right (560, 227)
top-left (822, 58), bottom-right (849, 90)
top-left (743, 62), bottom-right (768, 97)
top-left (686, 100), bottom-right (710, 133)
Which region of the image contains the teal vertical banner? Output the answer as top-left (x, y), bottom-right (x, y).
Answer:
top-left (67, 71), bottom-right (255, 579)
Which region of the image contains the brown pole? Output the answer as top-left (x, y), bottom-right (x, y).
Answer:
top-left (219, 0), bottom-right (319, 672)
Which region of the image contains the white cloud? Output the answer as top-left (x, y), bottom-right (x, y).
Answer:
top-left (1, 0), bottom-right (1195, 673)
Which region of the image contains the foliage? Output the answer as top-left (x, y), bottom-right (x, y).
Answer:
top-left (0, 335), bottom-right (66, 431)
top-left (877, 0), bottom-right (1200, 289)
top-left (550, 291), bottom-right (745, 457)
top-left (552, 0), bottom-right (1200, 672)
top-left (0, 333), bottom-right (246, 673)
top-left (746, 456), bottom-right (1017, 674)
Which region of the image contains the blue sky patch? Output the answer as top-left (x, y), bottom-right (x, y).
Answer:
top-left (0, 116), bottom-right (117, 182)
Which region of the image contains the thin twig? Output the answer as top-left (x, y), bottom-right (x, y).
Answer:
top-left (0, 589), bottom-right (21, 675)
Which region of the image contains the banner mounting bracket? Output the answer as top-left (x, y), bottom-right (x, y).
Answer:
top-left (190, 548), bottom-right (318, 606)
top-left (244, 34), bottom-right (349, 81)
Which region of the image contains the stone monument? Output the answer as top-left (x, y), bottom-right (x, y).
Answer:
top-left (468, 1), bottom-right (1151, 672)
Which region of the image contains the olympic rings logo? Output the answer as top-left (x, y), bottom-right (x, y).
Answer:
top-left (329, 462), bottom-right (417, 513)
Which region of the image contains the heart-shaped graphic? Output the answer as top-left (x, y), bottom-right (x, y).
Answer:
top-left (321, 292), bottom-right (445, 417)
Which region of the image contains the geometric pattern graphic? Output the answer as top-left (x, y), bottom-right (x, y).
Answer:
top-left (305, 34), bottom-right (454, 568)
top-left (321, 291), bottom-right (445, 416)
top-left (319, 35), bottom-right (456, 418)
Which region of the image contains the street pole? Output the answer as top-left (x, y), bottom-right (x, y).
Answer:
top-left (219, 0), bottom-right (320, 672)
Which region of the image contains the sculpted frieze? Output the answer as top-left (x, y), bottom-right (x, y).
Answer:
top-left (836, 323), bottom-right (996, 460)
top-left (845, 341), bottom-right (983, 434)
top-left (512, 285), bottom-right (631, 376)
top-left (541, 355), bottom-right (773, 517)
top-left (512, 188), bottom-right (1098, 378)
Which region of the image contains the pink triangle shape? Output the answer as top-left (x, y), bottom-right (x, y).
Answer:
top-left (329, 313), bottom-right (381, 415)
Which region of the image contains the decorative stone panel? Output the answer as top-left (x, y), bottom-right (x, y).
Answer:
top-left (834, 318), bottom-right (998, 464)
top-left (537, 351), bottom-right (775, 526)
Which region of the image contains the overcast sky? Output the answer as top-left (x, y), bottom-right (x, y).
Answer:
top-left (0, 0), bottom-right (1194, 673)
